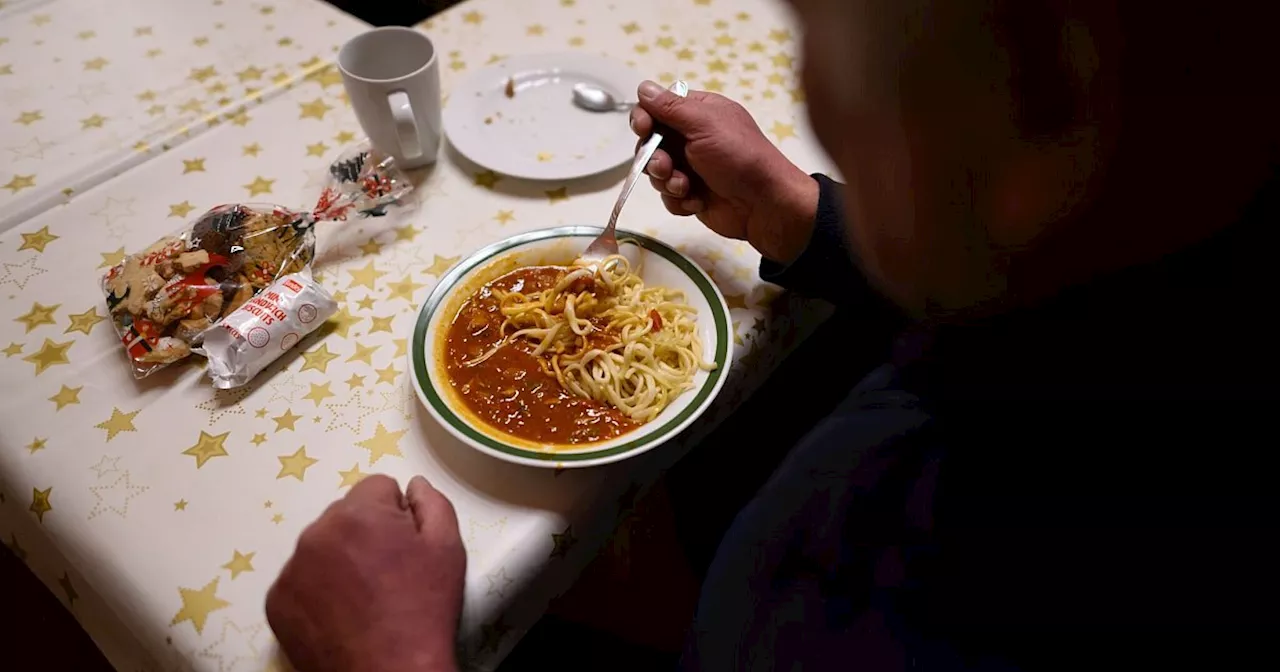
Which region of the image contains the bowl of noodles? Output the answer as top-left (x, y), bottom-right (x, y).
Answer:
top-left (410, 226), bottom-right (733, 468)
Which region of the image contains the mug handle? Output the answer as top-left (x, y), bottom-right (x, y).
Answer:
top-left (387, 91), bottom-right (424, 162)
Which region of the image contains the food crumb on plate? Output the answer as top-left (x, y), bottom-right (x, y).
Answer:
top-left (504, 76), bottom-right (515, 98)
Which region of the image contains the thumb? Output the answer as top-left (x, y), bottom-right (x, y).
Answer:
top-left (405, 475), bottom-right (457, 534)
top-left (637, 80), bottom-right (702, 135)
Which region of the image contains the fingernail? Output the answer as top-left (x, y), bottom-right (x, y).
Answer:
top-left (646, 158), bottom-right (658, 174)
top-left (629, 115), bottom-right (637, 133)
top-left (638, 80), bottom-right (664, 101)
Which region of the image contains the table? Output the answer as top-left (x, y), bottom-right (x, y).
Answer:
top-left (0, 0), bottom-right (834, 670)
top-left (0, 0), bottom-right (365, 231)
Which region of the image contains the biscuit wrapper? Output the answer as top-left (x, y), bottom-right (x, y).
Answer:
top-left (100, 143), bottom-right (410, 378)
top-left (203, 273), bottom-right (337, 389)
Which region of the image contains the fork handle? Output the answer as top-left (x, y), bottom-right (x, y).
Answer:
top-left (604, 81), bottom-right (690, 237)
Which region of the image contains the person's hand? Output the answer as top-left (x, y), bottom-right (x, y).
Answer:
top-left (630, 80), bottom-right (820, 264)
top-left (266, 475), bottom-right (465, 672)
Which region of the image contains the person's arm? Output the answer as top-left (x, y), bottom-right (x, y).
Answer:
top-left (758, 174), bottom-right (893, 313)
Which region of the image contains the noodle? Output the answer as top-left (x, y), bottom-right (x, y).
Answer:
top-left (463, 254), bottom-right (715, 424)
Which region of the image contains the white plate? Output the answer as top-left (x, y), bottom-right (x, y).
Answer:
top-left (410, 227), bottom-right (733, 469)
top-left (443, 53), bottom-right (643, 181)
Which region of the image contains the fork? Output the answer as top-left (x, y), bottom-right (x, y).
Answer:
top-left (579, 80), bottom-right (689, 267)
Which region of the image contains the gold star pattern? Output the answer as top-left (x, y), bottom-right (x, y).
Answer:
top-left (4, 174), bottom-right (36, 193)
top-left (375, 363), bottom-right (401, 386)
top-left (3, 343), bottom-right (22, 357)
top-left (357, 238), bottom-right (382, 256)
top-left (537, 151), bottom-right (555, 162)
top-left (146, 104), bottom-right (166, 116)
top-left (192, 36), bottom-right (209, 47)
top-left (368, 315), bottom-right (395, 334)
top-left (772, 52), bottom-right (795, 68)
top-left (183, 431), bottom-right (230, 468)
top-left (277, 446), bottom-right (319, 481)
top-left (527, 24), bottom-right (545, 36)
top-left (356, 423), bottom-right (406, 465)
top-left (48, 385), bottom-right (81, 411)
top-left (338, 463), bottom-right (368, 488)
top-left (676, 47), bottom-right (695, 61)
top-left (80, 114), bottom-right (107, 129)
top-left (622, 21), bottom-right (641, 34)
top-left (347, 260), bottom-right (387, 289)
top-left (770, 28), bottom-right (794, 44)
top-left (545, 187), bottom-right (569, 203)
top-left (463, 10), bottom-right (484, 24)
top-left (30, 487), bottom-right (52, 523)
top-left (345, 373), bottom-right (366, 390)
top-left (766, 73), bottom-right (786, 87)
top-left (789, 88), bottom-right (806, 103)
top-left (31, 14), bottom-right (51, 26)
top-left (298, 98), bottom-right (333, 121)
top-left (0, 64), bottom-right (11, 75)
top-left (169, 201), bottom-right (197, 218)
top-left (135, 26), bottom-right (153, 36)
top-left (300, 343), bottom-right (339, 373)
top-left (272, 408), bottom-right (303, 432)
top-left (83, 57), bottom-right (109, 71)
top-left (473, 170), bottom-right (501, 189)
top-left (87, 471), bottom-right (148, 520)
top-left (23, 338), bottom-right (72, 375)
top-left (716, 34), bottom-right (736, 47)
top-left (236, 66), bottom-right (264, 82)
top-left (494, 210), bottom-right (515, 225)
top-left (250, 433), bottom-right (267, 446)
top-left (425, 254), bottom-right (459, 276)
top-left (708, 58), bottom-right (729, 73)
top-left (242, 143), bottom-right (262, 157)
top-left (386, 276), bottom-right (424, 302)
top-left (393, 338), bottom-right (408, 358)
top-left (656, 36), bottom-right (676, 49)
top-left (243, 176), bottom-right (274, 197)
top-left (64, 307), bottom-right (105, 335)
top-left (174, 500), bottom-right (188, 511)
top-left (305, 142), bottom-right (329, 158)
top-left (326, 306), bottom-right (359, 338)
top-left (92, 407), bottom-right (139, 442)
top-left (303, 382), bottom-right (335, 406)
top-left (550, 525), bottom-right (578, 559)
top-left (26, 437), bottom-right (47, 455)
top-left (724, 293), bottom-right (749, 310)
top-left (705, 78), bottom-right (725, 92)
top-left (769, 121), bottom-right (797, 142)
top-left (272, 513), bottom-right (284, 524)
top-left (355, 296), bottom-right (375, 311)
top-left (15, 110), bottom-right (43, 125)
top-left (394, 224), bottom-right (421, 242)
top-left (567, 36), bottom-right (584, 47)
top-left (6, 534), bottom-right (27, 562)
top-left (189, 66), bottom-right (218, 82)
top-left (182, 158), bottom-right (206, 174)
top-left (59, 573), bottom-right (78, 606)
top-left (15, 302), bottom-right (58, 332)
top-left (346, 342), bottom-right (380, 365)
top-left (171, 578), bottom-right (230, 635)
top-left (334, 130), bottom-right (356, 144)
top-left (222, 550), bottom-right (255, 579)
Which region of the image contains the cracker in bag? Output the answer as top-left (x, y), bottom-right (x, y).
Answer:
top-left (100, 143), bottom-right (411, 378)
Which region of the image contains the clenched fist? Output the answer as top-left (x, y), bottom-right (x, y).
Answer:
top-left (630, 80), bottom-right (820, 264)
top-left (266, 475), bottom-right (465, 672)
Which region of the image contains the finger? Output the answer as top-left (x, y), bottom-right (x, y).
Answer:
top-left (405, 475), bottom-right (458, 534)
top-left (637, 80), bottom-right (712, 135)
top-left (661, 194), bottom-right (697, 216)
top-left (665, 172), bottom-right (690, 199)
top-left (629, 107), bottom-right (654, 138)
top-left (645, 149), bottom-right (673, 180)
top-left (344, 473), bottom-right (404, 510)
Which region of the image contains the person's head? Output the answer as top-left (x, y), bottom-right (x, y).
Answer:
top-left (790, 0), bottom-right (1278, 316)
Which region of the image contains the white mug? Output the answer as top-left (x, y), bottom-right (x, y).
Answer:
top-left (338, 27), bottom-right (442, 169)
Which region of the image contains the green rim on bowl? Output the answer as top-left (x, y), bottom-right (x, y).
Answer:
top-left (410, 226), bottom-right (731, 463)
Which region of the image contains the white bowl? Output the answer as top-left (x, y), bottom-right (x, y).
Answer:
top-left (409, 227), bottom-right (733, 468)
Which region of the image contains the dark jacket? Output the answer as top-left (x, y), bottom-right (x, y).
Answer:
top-left (684, 174), bottom-right (1280, 671)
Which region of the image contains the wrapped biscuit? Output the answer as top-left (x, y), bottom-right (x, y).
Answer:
top-left (203, 273), bottom-right (337, 389)
top-left (100, 143), bottom-right (410, 378)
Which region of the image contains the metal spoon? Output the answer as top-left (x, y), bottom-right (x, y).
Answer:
top-left (572, 82), bottom-right (635, 113)
top-left (580, 80), bottom-right (689, 266)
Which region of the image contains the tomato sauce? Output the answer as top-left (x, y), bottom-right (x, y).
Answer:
top-left (444, 267), bottom-right (637, 445)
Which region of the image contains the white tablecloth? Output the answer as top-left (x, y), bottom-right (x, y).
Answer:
top-left (0, 0), bottom-right (832, 669)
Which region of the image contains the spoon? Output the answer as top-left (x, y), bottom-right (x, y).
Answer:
top-left (580, 80), bottom-right (689, 267)
top-left (572, 82), bottom-right (635, 113)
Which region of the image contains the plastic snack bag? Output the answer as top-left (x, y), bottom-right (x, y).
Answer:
top-left (100, 143), bottom-right (411, 378)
